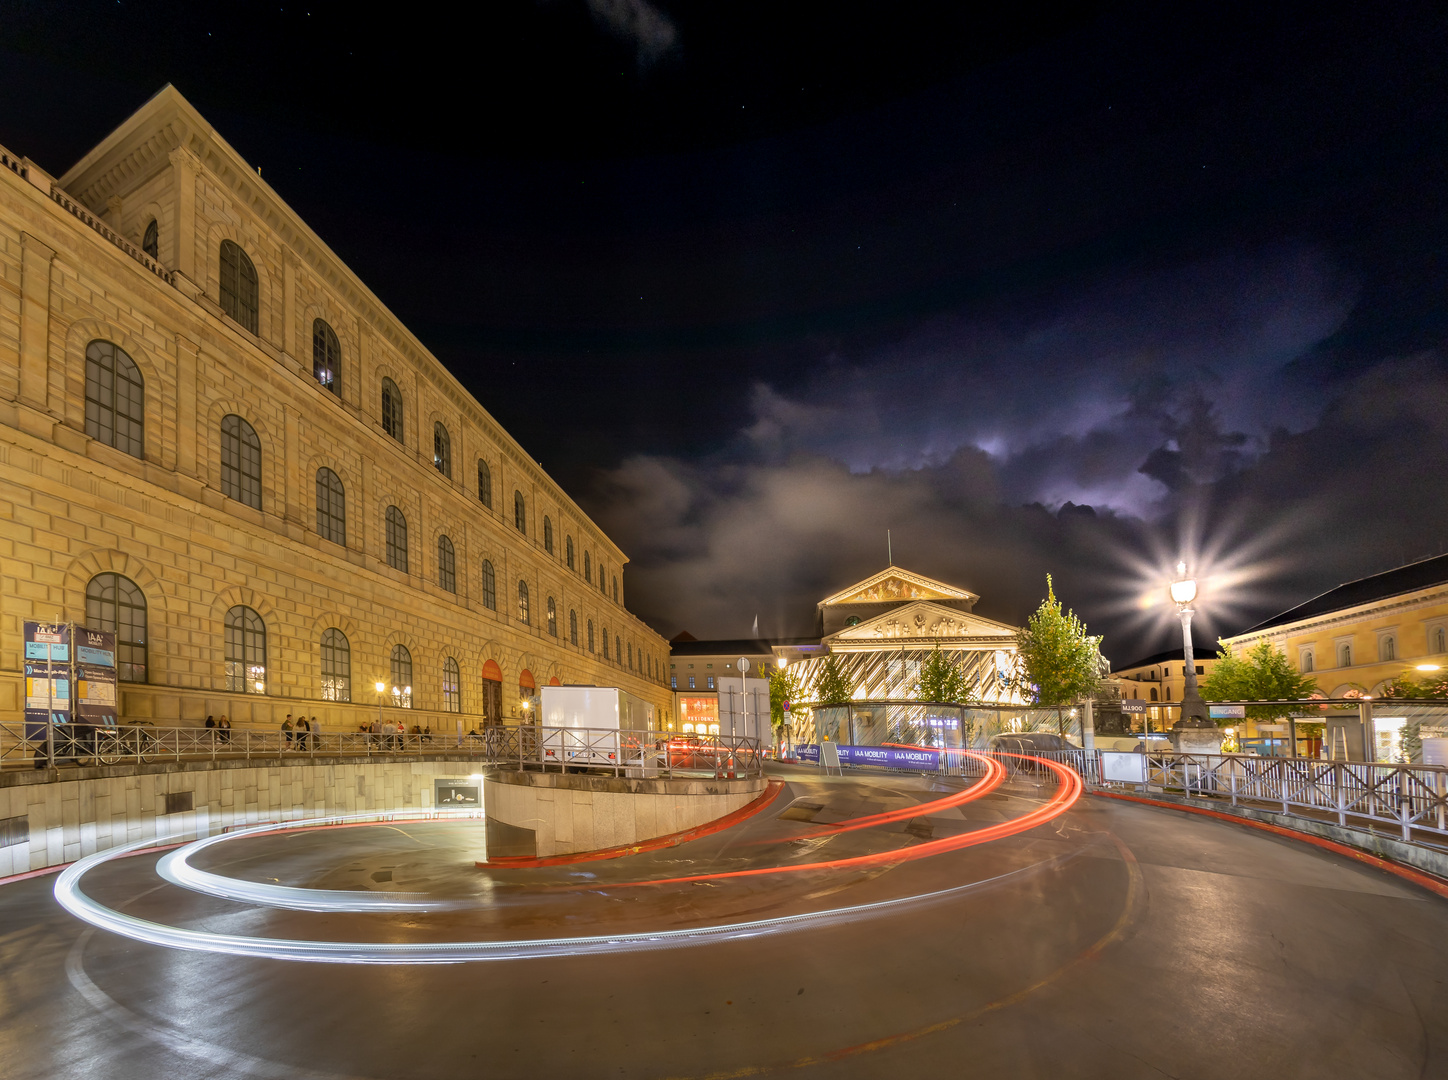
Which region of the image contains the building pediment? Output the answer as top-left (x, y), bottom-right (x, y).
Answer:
top-left (819, 567), bottom-right (978, 608)
top-left (825, 601), bottom-right (1018, 648)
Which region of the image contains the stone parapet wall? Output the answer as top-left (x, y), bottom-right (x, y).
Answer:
top-left (484, 769), bottom-right (765, 857)
top-left (0, 757), bottom-right (482, 878)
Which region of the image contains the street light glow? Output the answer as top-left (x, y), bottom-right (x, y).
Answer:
top-left (1169, 576), bottom-right (1197, 605)
top-left (375, 681), bottom-right (385, 693)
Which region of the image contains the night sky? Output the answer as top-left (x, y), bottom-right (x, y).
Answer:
top-left (4, 1), bottom-right (1448, 665)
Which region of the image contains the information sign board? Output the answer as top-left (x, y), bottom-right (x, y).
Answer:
top-left (1120, 700), bottom-right (1147, 715)
top-left (1209, 705), bottom-right (1246, 719)
top-left (23, 621), bottom-right (71, 741)
top-left (74, 625), bottom-right (118, 728)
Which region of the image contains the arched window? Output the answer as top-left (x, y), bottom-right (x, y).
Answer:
top-left (142, 219), bottom-right (158, 259)
top-left (480, 559), bottom-right (497, 610)
top-left (547, 597), bottom-right (557, 637)
top-left (584, 551), bottom-right (591, 583)
top-left (602, 627), bottom-right (609, 658)
top-left (224, 605), bottom-right (266, 694)
top-left (218, 240), bottom-right (259, 334)
top-left (433, 422), bottom-right (451, 478)
top-left (312, 319), bottom-right (340, 396)
top-left (514, 490), bottom-right (526, 534)
top-left (613, 576), bottom-right (618, 603)
top-left (1301, 651), bottom-right (1314, 674)
top-left (1339, 643), bottom-right (1352, 668)
top-left (315, 467), bottom-right (346, 545)
top-left (437, 534), bottom-right (456, 592)
top-left (85, 340), bottom-right (145, 459)
top-left (543, 517), bottom-right (554, 555)
top-left (1149, 687), bottom-right (1158, 702)
top-left (1380, 636), bottom-right (1396, 663)
top-left (616, 638), bottom-right (622, 664)
top-left (517, 579), bottom-right (530, 624)
top-left (442, 657), bottom-right (461, 713)
top-left (85, 573), bottom-right (146, 682)
top-left (600, 569), bottom-right (607, 595)
top-left (566, 536), bottom-right (575, 570)
top-left (1437, 627), bottom-right (1447, 654)
top-left (390, 645), bottom-right (413, 708)
top-left (320, 628), bottom-right (350, 702)
top-left (385, 506), bottom-right (408, 572)
top-left (569, 609), bottom-right (578, 646)
top-left (477, 459), bottom-right (492, 508)
top-left (381, 378), bottom-right (404, 442)
top-left (587, 619), bottom-right (595, 652)
top-left (627, 642), bottom-right (632, 669)
top-left (220, 414), bottom-right (262, 509)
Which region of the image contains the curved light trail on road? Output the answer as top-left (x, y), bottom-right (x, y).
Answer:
top-left (53, 757), bottom-right (1081, 964)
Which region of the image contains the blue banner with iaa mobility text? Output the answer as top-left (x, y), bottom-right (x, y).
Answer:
top-left (796, 744), bottom-right (939, 770)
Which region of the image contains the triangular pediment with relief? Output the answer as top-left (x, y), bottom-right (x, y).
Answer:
top-left (825, 601), bottom-right (1018, 645)
top-left (820, 567), bottom-right (977, 607)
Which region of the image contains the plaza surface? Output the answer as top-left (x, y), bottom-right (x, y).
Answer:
top-left (0, 763), bottom-right (1445, 1078)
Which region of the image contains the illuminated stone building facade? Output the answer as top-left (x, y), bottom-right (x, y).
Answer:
top-left (0, 87), bottom-right (669, 733)
top-left (777, 566), bottom-right (1023, 705)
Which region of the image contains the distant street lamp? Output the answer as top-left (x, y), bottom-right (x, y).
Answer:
top-left (1169, 562), bottom-right (1220, 752)
top-left (375, 681), bottom-right (386, 729)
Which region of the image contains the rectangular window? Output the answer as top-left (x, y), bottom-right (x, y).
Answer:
top-left (688, 676), bottom-right (695, 689)
top-left (670, 675), bottom-right (677, 689)
top-left (706, 676), bottom-right (715, 690)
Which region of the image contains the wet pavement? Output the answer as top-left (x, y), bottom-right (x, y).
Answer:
top-left (1, 763), bottom-right (1446, 1078)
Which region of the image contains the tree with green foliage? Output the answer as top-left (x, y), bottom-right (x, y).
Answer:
top-left (914, 646), bottom-right (974, 704)
top-left (1013, 576), bottom-right (1103, 732)
top-left (1200, 639), bottom-right (1318, 722)
top-left (769, 664), bottom-right (802, 733)
top-left (813, 654), bottom-right (855, 706)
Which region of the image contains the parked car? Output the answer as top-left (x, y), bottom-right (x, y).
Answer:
top-left (988, 732), bottom-right (1071, 754)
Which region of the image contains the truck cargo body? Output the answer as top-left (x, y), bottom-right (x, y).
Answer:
top-left (538, 686), bottom-right (655, 767)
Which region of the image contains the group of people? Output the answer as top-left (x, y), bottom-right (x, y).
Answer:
top-left (357, 718), bottom-right (428, 749)
top-left (280, 713), bottom-right (320, 750)
top-left (203, 715), bottom-right (233, 742)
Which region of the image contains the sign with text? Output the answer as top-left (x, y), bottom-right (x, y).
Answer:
top-left (24, 621), bottom-right (71, 739)
top-left (74, 625), bottom-right (118, 728)
top-left (1120, 700), bottom-right (1147, 714)
top-left (796, 744), bottom-right (940, 771)
top-left (1209, 705), bottom-right (1246, 719)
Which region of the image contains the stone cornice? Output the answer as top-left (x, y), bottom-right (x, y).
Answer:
top-left (1226, 586), bottom-right (1448, 647)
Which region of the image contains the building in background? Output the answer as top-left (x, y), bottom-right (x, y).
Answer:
top-left (0, 87), bottom-right (669, 732)
top-left (1112, 643), bottom-right (1221, 729)
top-left (1221, 554), bottom-right (1448, 698)
top-left (667, 635), bottom-right (780, 735)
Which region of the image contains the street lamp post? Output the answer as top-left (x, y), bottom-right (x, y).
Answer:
top-left (1169, 562), bottom-right (1222, 753)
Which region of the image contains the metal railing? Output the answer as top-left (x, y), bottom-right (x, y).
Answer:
top-left (1019, 748), bottom-right (1448, 849)
top-left (0, 721), bottom-right (762, 780)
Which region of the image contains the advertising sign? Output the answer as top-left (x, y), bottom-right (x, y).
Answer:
top-left (434, 779), bottom-right (481, 807)
top-left (74, 625), bottom-right (118, 728)
top-left (24, 621), bottom-right (71, 740)
top-left (796, 744), bottom-right (940, 771)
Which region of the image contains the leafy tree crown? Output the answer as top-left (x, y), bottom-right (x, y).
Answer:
top-left (1200, 639), bottom-right (1318, 722)
top-left (813, 655), bottom-right (855, 706)
top-left (1013, 575), bottom-right (1103, 708)
top-left (915, 646), bottom-right (974, 704)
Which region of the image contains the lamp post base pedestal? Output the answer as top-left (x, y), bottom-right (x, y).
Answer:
top-left (1170, 718), bottom-right (1223, 755)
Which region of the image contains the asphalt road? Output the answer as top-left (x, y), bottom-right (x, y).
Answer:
top-left (1, 763), bottom-right (1445, 1079)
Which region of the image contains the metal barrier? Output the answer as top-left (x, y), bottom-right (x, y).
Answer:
top-left (1023, 748), bottom-right (1448, 848)
top-left (0, 722), bottom-right (763, 780)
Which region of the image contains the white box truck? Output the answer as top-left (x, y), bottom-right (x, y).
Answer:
top-left (538, 685), bottom-right (655, 769)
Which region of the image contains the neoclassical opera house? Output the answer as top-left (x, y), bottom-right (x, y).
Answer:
top-left (776, 566), bottom-right (1026, 742)
top-left (0, 86), bottom-right (670, 734)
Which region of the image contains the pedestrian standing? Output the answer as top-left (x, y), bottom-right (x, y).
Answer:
top-left (282, 714), bottom-right (294, 750)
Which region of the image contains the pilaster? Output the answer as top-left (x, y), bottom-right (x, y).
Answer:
top-left (18, 233), bottom-right (55, 413)
top-left (175, 334), bottom-right (200, 476)
top-left (167, 148), bottom-right (200, 279)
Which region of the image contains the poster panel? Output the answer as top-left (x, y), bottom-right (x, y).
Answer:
top-left (24, 621), bottom-right (71, 741)
top-left (795, 744), bottom-right (939, 770)
top-left (75, 625), bottom-right (119, 728)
